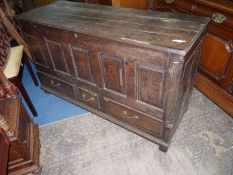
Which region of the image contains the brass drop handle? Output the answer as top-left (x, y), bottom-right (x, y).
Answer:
top-left (82, 94), bottom-right (94, 102)
top-left (212, 13), bottom-right (226, 24)
top-left (50, 80), bottom-right (61, 87)
top-left (103, 97), bottom-right (109, 101)
top-left (122, 110), bottom-right (139, 119)
top-left (74, 33), bottom-right (79, 39)
top-left (119, 68), bottom-right (123, 87)
top-left (227, 83), bottom-right (233, 94)
top-left (164, 0), bottom-right (175, 4)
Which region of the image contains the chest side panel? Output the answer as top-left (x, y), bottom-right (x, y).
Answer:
top-left (138, 65), bottom-right (166, 109)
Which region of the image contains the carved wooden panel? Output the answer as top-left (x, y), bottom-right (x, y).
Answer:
top-left (138, 65), bottom-right (165, 109)
top-left (25, 34), bottom-right (47, 67)
top-left (71, 46), bottom-right (94, 83)
top-left (101, 54), bottom-right (125, 94)
top-left (45, 39), bottom-right (70, 74)
top-left (199, 33), bottom-right (233, 82)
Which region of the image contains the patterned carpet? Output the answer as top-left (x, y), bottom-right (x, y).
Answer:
top-left (38, 89), bottom-right (233, 175)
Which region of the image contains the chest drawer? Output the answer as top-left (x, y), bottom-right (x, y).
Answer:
top-left (102, 97), bottom-right (162, 137)
top-left (155, 0), bottom-right (194, 13)
top-left (77, 87), bottom-right (99, 109)
top-left (38, 72), bottom-right (76, 99)
top-left (193, 0), bottom-right (233, 29)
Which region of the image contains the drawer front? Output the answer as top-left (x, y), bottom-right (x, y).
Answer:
top-left (38, 72), bottom-right (76, 98)
top-left (77, 87), bottom-right (99, 109)
top-left (155, 0), bottom-right (194, 13)
top-left (102, 97), bottom-right (162, 136)
top-left (193, 1), bottom-right (233, 29)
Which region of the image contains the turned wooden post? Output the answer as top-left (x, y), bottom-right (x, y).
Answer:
top-left (0, 114), bottom-right (14, 136)
top-left (0, 69), bottom-right (17, 98)
top-left (2, 0), bottom-right (15, 21)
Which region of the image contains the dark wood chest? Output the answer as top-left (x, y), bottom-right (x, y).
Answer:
top-left (151, 0), bottom-right (233, 117)
top-left (15, 1), bottom-right (209, 152)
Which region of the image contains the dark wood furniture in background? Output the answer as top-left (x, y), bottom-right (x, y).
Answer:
top-left (80, 0), bottom-right (111, 5)
top-left (0, 97), bottom-right (40, 175)
top-left (82, 0), bottom-right (148, 9)
top-left (0, 129), bottom-right (9, 175)
top-left (15, 1), bottom-right (209, 152)
top-left (110, 0), bottom-right (148, 9)
top-left (150, 0), bottom-right (233, 117)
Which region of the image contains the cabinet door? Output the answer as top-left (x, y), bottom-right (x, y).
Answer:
top-left (199, 32), bottom-right (233, 88)
top-left (101, 54), bottom-right (125, 94)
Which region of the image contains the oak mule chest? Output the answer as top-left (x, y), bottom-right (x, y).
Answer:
top-left (15, 1), bottom-right (209, 152)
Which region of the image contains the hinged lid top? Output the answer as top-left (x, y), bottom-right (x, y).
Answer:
top-left (15, 1), bottom-right (210, 55)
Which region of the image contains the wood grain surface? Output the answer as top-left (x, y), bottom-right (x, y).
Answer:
top-left (15, 0), bottom-right (209, 55)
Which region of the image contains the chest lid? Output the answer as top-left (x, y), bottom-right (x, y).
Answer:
top-left (15, 1), bottom-right (210, 56)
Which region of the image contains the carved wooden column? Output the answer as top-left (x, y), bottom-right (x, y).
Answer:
top-left (0, 114), bottom-right (14, 136)
top-left (0, 69), bottom-right (17, 98)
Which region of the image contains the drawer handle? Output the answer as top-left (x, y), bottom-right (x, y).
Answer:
top-left (212, 13), bottom-right (226, 24)
top-left (123, 110), bottom-right (139, 119)
top-left (227, 83), bottom-right (233, 94)
top-left (103, 97), bottom-right (109, 101)
top-left (119, 68), bottom-right (123, 87)
top-left (74, 33), bottom-right (79, 39)
top-left (50, 80), bottom-right (61, 87)
top-left (82, 94), bottom-right (94, 102)
top-left (164, 0), bottom-right (175, 4)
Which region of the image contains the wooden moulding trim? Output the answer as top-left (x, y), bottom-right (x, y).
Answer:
top-left (194, 73), bottom-right (233, 117)
top-left (0, 114), bottom-right (14, 136)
